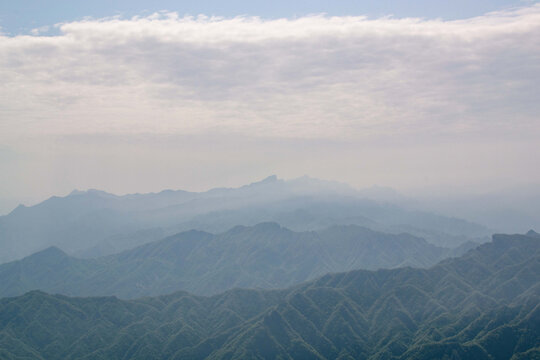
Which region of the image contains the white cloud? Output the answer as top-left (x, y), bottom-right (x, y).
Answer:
top-left (0, 6), bottom-right (539, 141)
top-left (29, 26), bottom-right (51, 36)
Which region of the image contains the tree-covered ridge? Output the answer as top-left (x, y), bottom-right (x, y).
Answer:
top-left (0, 223), bottom-right (474, 299)
top-left (0, 232), bottom-right (538, 359)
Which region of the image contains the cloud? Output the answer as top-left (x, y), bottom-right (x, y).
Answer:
top-left (29, 26), bottom-right (51, 36)
top-left (0, 6), bottom-right (539, 141)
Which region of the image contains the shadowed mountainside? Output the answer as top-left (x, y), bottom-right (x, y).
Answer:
top-left (0, 223), bottom-right (475, 298)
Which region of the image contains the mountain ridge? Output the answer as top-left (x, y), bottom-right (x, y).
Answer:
top-left (0, 223), bottom-right (477, 299)
top-left (0, 231), bottom-right (537, 359)
top-left (0, 175), bottom-right (491, 264)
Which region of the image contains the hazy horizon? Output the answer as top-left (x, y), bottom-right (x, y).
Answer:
top-left (1, 2), bottom-right (539, 213)
top-left (2, 170), bottom-right (540, 215)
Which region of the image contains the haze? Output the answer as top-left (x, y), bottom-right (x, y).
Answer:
top-left (1, 3), bottom-right (540, 358)
top-left (1, 2), bottom-right (539, 214)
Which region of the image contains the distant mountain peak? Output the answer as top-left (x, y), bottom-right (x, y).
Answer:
top-left (27, 246), bottom-right (68, 261)
top-left (66, 188), bottom-right (117, 199)
top-left (526, 229), bottom-right (540, 238)
top-left (247, 175), bottom-right (280, 187)
top-left (8, 203), bottom-right (27, 215)
top-left (261, 174), bottom-right (278, 183)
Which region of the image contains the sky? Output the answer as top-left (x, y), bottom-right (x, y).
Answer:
top-left (0, 1), bottom-right (539, 214)
top-left (1, 1), bottom-right (537, 35)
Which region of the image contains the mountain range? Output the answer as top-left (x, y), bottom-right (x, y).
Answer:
top-left (0, 176), bottom-right (490, 264)
top-left (0, 231), bottom-right (538, 359)
top-left (0, 223), bottom-right (476, 298)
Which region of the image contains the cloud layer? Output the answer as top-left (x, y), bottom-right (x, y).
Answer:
top-left (1, 6), bottom-right (539, 141)
top-left (1, 6), bottom-right (540, 208)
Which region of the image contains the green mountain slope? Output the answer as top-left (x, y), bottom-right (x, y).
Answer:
top-left (0, 232), bottom-right (538, 359)
top-left (0, 224), bottom-right (473, 298)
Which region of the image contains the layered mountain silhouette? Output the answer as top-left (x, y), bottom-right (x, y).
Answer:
top-left (0, 223), bottom-right (475, 298)
top-left (0, 232), bottom-right (538, 359)
top-left (0, 176), bottom-right (490, 264)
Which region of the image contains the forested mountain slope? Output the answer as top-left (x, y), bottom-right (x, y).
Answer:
top-left (0, 223), bottom-right (474, 298)
top-left (0, 231), bottom-right (538, 359)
